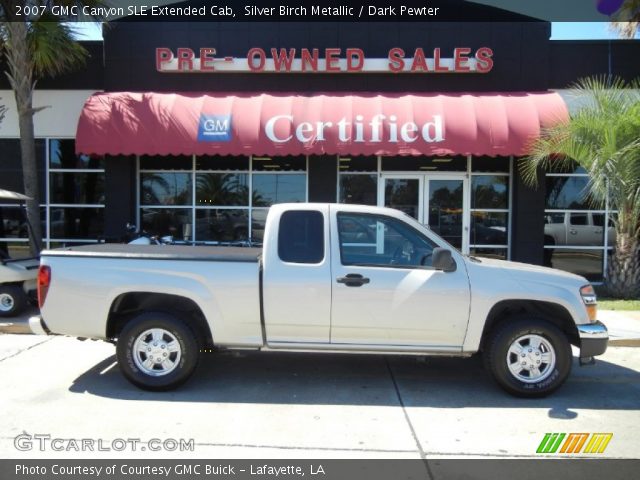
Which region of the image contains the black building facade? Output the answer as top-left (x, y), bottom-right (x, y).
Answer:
top-left (0, 19), bottom-right (638, 282)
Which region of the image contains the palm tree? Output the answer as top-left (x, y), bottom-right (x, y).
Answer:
top-left (609, 0), bottom-right (640, 38)
top-left (520, 76), bottom-right (640, 298)
top-left (0, 2), bottom-right (104, 254)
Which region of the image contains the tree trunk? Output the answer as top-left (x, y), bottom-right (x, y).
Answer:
top-left (4, 20), bottom-right (43, 255)
top-left (605, 233), bottom-right (640, 299)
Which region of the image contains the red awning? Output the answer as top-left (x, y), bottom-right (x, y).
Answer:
top-left (76, 91), bottom-right (568, 157)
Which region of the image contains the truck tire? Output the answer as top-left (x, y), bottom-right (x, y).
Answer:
top-left (116, 311), bottom-right (199, 391)
top-left (0, 284), bottom-right (27, 318)
top-left (484, 316), bottom-right (572, 398)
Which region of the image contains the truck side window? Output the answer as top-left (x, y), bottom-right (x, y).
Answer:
top-left (592, 214), bottom-right (604, 227)
top-left (278, 210), bottom-right (324, 264)
top-left (545, 213), bottom-right (564, 224)
top-left (337, 212), bottom-right (436, 268)
top-left (570, 213), bottom-right (588, 226)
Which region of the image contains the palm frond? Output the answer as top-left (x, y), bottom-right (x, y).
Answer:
top-left (28, 15), bottom-right (88, 77)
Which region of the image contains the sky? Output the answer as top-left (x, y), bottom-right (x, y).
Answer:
top-left (70, 22), bottom-right (630, 41)
top-left (551, 22), bottom-right (624, 39)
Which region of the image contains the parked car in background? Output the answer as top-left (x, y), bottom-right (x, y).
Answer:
top-left (544, 212), bottom-right (615, 247)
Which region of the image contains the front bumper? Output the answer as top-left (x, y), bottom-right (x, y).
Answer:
top-left (578, 320), bottom-right (608, 358)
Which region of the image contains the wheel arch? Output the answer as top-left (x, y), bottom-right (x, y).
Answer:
top-left (479, 299), bottom-right (579, 352)
top-left (106, 292), bottom-right (213, 347)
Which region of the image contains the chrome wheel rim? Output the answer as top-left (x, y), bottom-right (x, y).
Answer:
top-left (0, 293), bottom-right (14, 312)
top-left (506, 334), bottom-right (556, 383)
top-left (132, 328), bottom-right (181, 377)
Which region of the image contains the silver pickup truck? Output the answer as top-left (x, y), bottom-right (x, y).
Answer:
top-left (31, 203), bottom-right (608, 397)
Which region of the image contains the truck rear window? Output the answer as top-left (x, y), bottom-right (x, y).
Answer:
top-left (278, 211), bottom-right (324, 264)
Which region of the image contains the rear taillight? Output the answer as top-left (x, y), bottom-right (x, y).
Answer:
top-left (37, 265), bottom-right (51, 309)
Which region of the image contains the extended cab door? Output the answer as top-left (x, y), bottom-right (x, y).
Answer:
top-left (330, 206), bottom-right (471, 349)
top-left (262, 205), bottom-right (332, 343)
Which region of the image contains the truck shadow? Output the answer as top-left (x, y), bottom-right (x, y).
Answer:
top-left (68, 350), bottom-right (640, 411)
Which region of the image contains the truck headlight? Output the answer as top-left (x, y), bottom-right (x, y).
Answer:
top-left (580, 284), bottom-right (597, 322)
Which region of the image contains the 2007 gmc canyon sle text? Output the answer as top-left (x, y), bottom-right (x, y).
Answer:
top-left (30, 204), bottom-right (608, 397)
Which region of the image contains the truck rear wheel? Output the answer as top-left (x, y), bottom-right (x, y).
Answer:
top-left (484, 316), bottom-right (572, 398)
top-left (116, 311), bottom-right (199, 391)
top-left (0, 285), bottom-right (27, 318)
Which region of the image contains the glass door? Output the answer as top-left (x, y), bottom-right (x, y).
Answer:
top-left (425, 177), bottom-right (469, 252)
top-left (380, 174), bottom-right (469, 253)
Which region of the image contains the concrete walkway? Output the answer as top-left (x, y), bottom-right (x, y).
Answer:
top-left (598, 310), bottom-right (640, 347)
top-left (2, 307), bottom-right (640, 345)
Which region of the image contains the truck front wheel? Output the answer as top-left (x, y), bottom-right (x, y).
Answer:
top-left (484, 317), bottom-right (572, 397)
top-left (116, 311), bottom-right (199, 391)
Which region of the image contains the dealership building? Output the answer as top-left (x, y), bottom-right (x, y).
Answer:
top-left (0, 12), bottom-right (638, 282)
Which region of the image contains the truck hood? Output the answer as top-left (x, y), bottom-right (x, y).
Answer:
top-left (464, 256), bottom-right (588, 289)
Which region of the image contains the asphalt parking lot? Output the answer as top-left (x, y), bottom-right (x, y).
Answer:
top-left (0, 332), bottom-right (638, 460)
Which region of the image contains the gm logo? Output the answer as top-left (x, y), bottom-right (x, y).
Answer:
top-left (536, 432), bottom-right (613, 454)
top-left (198, 115), bottom-right (232, 142)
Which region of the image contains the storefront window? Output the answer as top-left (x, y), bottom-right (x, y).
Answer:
top-left (140, 173), bottom-right (192, 206)
top-left (546, 249), bottom-right (604, 282)
top-left (195, 209), bottom-right (248, 242)
top-left (49, 207), bottom-right (104, 239)
top-left (50, 140), bottom-right (104, 169)
top-left (196, 173), bottom-right (249, 206)
top-left (0, 139), bottom-right (46, 194)
top-left (47, 140), bottom-right (105, 246)
top-left (470, 212), bottom-right (508, 246)
top-left (545, 176), bottom-right (593, 210)
top-left (50, 172), bottom-right (105, 205)
top-left (0, 138), bottom-right (46, 257)
top-left (337, 155), bottom-right (512, 259)
top-left (544, 165), bottom-right (614, 282)
top-left (140, 208), bottom-right (192, 240)
top-left (339, 174), bottom-right (378, 205)
top-left (252, 174), bottom-right (306, 206)
top-left (138, 155), bottom-right (307, 243)
top-left (469, 158), bottom-right (510, 258)
top-left (471, 176), bottom-right (508, 209)
top-left (251, 209), bottom-right (268, 242)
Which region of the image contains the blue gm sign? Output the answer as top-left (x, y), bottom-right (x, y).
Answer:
top-left (198, 115), bottom-right (232, 142)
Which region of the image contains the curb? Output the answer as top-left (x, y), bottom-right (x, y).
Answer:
top-left (0, 322), bottom-right (32, 335)
top-left (608, 338), bottom-right (640, 347)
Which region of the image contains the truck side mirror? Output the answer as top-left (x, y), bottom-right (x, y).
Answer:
top-left (432, 248), bottom-right (456, 272)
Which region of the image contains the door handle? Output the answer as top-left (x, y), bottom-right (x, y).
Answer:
top-left (569, 229), bottom-right (577, 235)
top-left (595, 229), bottom-right (603, 234)
top-left (336, 273), bottom-right (370, 287)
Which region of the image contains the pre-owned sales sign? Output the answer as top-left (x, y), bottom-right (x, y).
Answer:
top-left (156, 47), bottom-right (494, 73)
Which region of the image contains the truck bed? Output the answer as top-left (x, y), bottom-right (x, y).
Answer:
top-left (42, 244), bottom-right (262, 263)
